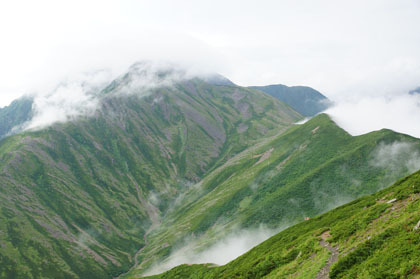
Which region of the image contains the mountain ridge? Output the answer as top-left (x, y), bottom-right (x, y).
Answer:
top-left (1, 64), bottom-right (418, 279)
top-left (124, 113), bottom-right (420, 277)
top-left (141, 167), bottom-right (420, 279)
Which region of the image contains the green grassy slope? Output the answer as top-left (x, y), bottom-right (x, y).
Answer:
top-left (126, 114), bottom-right (420, 277)
top-left (143, 168), bottom-right (420, 279)
top-left (0, 77), bottom-right (300, 279)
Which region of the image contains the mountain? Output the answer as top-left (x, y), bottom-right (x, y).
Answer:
top-left (1, 64), bottom-right (419, 279)
top-left (0, 67), bottom-right (301, 279)
top-left (250, 84), bottom-right (330, 116)
top-left (201, 73), bottom-right (236, 86)
top-left (143, 168), bottom-right (420, 279)
top-left (0, 96), bottom-right (33, 139)
top-left (124, 114), bottom-right (420, 277)
top-left (409, 87), bottom-right (420, 95)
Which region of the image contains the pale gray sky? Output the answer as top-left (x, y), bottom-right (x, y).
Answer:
top-left (1, 0), bottom-right (420, 112)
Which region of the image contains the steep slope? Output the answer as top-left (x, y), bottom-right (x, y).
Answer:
top-left (250, 84), bottom-right (330, 116)
top-left (144, 168), bottom-right (420, 279)
top-left (0, 96), bottom-right (33, 139)
top-left (125, 114), bottom-right (420, 277)
top-left (0, 73), bottom-right (301, 279)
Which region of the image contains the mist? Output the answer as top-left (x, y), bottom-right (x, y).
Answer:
top-left (370, 141), bottom-right (420, 186)
top-left (21, 61), bottom-right (213, 130)
top-left (144, 225), bottom-right (281, 276)
top-left (25, 70), bottom-right (111, 129)
top-left (2, 0), bottom-right (420, 109)
top-left (1, 0), bottom-right (419, 142)
top-left (326, 93), bottom-right (420, 138)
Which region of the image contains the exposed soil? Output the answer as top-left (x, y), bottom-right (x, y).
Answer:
top-left (316, 231), bottom-right (339, 279)
top-left (256, 148), bottom-right (274, 164)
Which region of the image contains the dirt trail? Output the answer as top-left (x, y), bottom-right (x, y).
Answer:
top-left (316, 231), bottom-right (339, 279)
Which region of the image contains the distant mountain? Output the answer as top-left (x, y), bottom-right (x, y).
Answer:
top-left (0, 96), bottom-right (33, 139)
top-left (145, 168), bottom-right (420, 279)
top-left (250, 84), bottom-right (330, 116)
top-left (409, 87), bottom-right (420, 95)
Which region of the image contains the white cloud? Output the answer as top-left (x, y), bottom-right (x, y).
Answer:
top-left (144, 225), bottom-right (279, 276)
top-left (0, 1), bottom-right (226, 107)
top-left (326, 93), bottom-right (420, 138)
top-left (1, 0), bottom-right (420, 141)
top-left (370, 141), bottom-right (420, 175)
top-left (1, 0), bottom-right (420, 108)
top-left (26, 71), bottom-right (110, 130)
top-left (24, 61), bottom-right (208, 130)
top-left (369, 141), bottom-right (420, 188)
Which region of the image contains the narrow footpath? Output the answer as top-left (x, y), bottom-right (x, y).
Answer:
top-left (316, 231), bottom-right (339, 279)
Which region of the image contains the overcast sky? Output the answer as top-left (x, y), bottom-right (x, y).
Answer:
top-left (1, 0), bottom-right (420, 135)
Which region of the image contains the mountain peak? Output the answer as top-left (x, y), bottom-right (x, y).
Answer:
top-left (109, 61), bottom-right (234, 93)
top-left (409, 86), bottom-right (420, 95)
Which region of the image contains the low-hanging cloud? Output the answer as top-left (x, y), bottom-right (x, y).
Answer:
top-left (21, 61), bottom-right (209, 130)
top-left (326, 93), bottom-right (420, 138)
top-left (108, 61), bottom-right (198, 97)
top-left (370, 141), bottom-right (420, 185)
top-left (143, 225), bottom-right (281, 276)
top-left (26, 70), bottom-right (112, 130)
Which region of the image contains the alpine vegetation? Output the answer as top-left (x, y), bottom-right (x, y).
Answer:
top-left (1, 1), bottom-right (420, 279)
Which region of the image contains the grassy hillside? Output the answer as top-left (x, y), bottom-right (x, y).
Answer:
top-left (143, 168), bottom-right (420, 279)
top-left (0, 76), bottom-right (300, 279)
top-left (125, 114), bottom-right (420, 277)
top-left (1, 68), bottom-right (418, 279)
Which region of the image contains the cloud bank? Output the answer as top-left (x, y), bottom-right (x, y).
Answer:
top-left (26, 70), bottom-right (112, 129)
top-left (2, 0), bottom-right (420, 108)
top-left (1, 0), bottom-right (420, 141)
top-left (22, 61), bottom-right (212, 130)
top-left (370, 141), bottom-right (420, 186)
top-left (144, 225), bottom-right (280, 276)
top-left (326, 93), bottom-right (420, 138)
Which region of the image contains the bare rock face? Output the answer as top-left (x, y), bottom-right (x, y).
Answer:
top-left (414, 220), bottom-right (420, 231)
